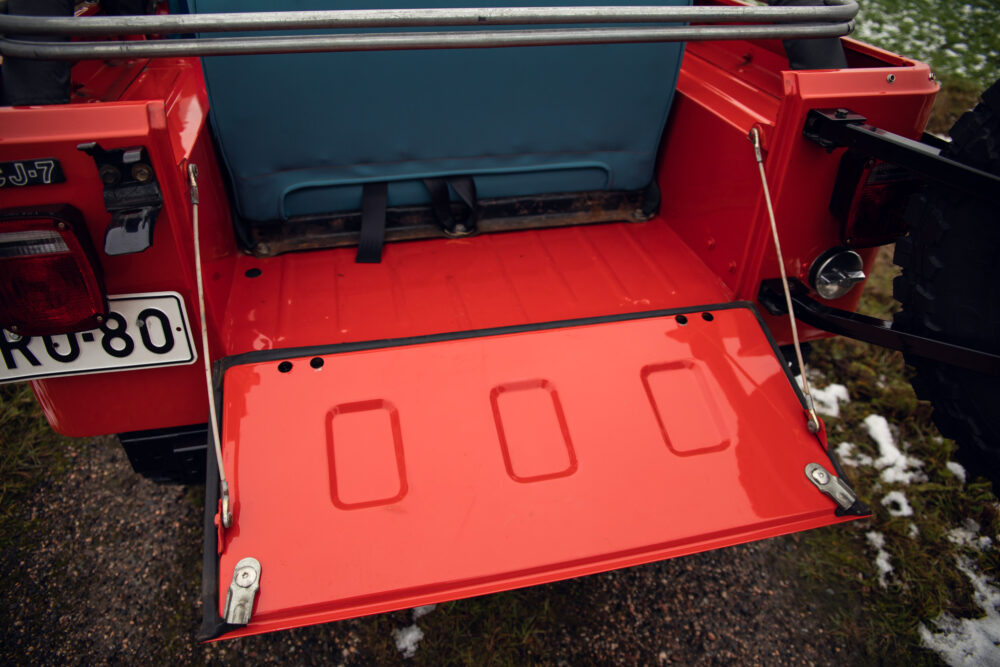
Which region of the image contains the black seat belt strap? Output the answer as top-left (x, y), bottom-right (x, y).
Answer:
top-left (422, 176), bottom-right (478, 236)
top-left (356, 181), bottom-right (388, 263)
top-left (422, 177), bottom-right (454, 233)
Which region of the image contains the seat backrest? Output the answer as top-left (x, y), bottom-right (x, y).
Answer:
top-left (190, 0), bottom-right (690, 223)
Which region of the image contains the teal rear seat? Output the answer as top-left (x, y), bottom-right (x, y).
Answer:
top-left (190, 0), bottom-right (690, 225)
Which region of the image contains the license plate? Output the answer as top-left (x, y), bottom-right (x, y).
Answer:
top-left (0, 292), bottom-right (197, 384)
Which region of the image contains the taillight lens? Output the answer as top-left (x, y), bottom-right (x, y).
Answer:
top-left (829, 151), bottom-right (921, 248)
top-left (0, 206), bottom-right (108, 336)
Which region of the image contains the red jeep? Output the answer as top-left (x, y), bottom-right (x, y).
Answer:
top-left (1, 0), bottom-right (996, 640)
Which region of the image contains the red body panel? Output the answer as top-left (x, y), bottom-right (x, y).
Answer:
top-left (0, 35), bottom-right (935, 436)
top-left (659, 39), bottom-right (935, 343)
top-left (218, 305), bottom-right (852, 638)
top-left (3, 40), bottom-right (936, 436)
top-left (1, 59), bottom-right (239, 435)
top-left (0, 24), bottom-right (937, 640)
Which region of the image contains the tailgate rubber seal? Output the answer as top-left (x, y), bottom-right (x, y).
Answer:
top-left (216, 301), bottom-right (800, 391)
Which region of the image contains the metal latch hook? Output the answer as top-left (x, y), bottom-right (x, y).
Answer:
top-left (223, 557), bottom-right (261, 625)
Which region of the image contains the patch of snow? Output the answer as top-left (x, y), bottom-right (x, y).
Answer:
top-left (920, 556), bottom-right (1000, 667)
top-left (837, 442), bottom-right (874, 467)
top-left (393, 604), bottom-right (438, 657)
top-left (882, 491), bottom-right (914, 517)
top-left (949, 520), bottom-right (981, 546)
top-left (866, 531), bottom-right (893, 588)
top-left (909, 523), bottom-right (920, 539)
top-left (393, 625), bottom-right (425, 659)
top-left (866, 414), bottom-right (897, 460)
top-left (949, 519), bottom-right (994, 552)
top-left (412, 604), bottom-right (436, 620)
top-left (864, 415), bottom-right (927, 484)
top-left (809, 383), bottom-right (850, 418)
top-left (948, 462), bottom-right (967, 484)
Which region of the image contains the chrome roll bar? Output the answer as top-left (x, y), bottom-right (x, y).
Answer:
top-left (0, 1), bottom-right (857, 59)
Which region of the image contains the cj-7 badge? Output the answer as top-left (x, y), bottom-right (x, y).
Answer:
top-left (0, 158), bottom-right (65, 188)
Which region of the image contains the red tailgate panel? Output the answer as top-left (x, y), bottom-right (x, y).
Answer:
top-left (216, 305), bottom-right (853, 638)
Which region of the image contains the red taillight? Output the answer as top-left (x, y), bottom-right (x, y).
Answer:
top-left (829, 152), bottom-right (921, 248)
top-left (0, 206), bottom-right (107, 336)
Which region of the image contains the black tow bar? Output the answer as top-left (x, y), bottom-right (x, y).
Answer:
top-left (802, 108), bottom-right (1000, 201)
top-left (758, 279), bottom-right (1000, 376)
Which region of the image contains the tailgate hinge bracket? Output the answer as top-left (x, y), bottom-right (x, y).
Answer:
top-left (78, 142), bottom-right (163, 256)
top-left (223, 557), bottom-right (261, 626)
top-left (805, 463), bottom-right (868, 516)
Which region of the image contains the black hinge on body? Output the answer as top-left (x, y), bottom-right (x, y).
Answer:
top-left (79, 142), bottom-right (163, 255)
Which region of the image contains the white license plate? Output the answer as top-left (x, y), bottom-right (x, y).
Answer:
top-left (0, 292), bottom-right (197, 384)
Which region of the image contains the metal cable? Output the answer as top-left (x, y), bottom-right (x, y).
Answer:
top-left (188, 163), bottom-right (232, 528)
top-left (750, 128), bottom-right (821, 434)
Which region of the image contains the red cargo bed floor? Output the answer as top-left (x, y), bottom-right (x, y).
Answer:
top-left (220, 218), bottom-right (736, 356)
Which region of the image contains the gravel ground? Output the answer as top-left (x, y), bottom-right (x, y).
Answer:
top-left (1, 435), bottom-right (861, 665)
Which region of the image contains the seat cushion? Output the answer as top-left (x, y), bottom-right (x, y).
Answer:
top-left (191, 0), bottom-right (690, 222)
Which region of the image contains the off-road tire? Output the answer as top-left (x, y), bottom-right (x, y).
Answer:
top-left (892, 79), bottom-right (1000, 490)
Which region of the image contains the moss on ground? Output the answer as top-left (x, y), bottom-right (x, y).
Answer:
top-left (0, 384), bottom-right (73, 547)
top-left (794, 244), bottom-right (1000, 664)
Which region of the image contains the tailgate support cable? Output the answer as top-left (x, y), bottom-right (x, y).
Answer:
top-left (188, 163), bottom-right (233, 529)
top-left (750, 128), bottom-right (869, 516)
top-left (749, 128), bottom-right (821, 435)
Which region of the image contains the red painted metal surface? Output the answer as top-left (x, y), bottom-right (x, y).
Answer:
top-left (3, 31), bottom-right (937, 437)
top-left (2, 58), bottom-right (240, 435)
top-left (221, 219), bottom-right (732, 355)
top-left (0, 17), bottom-right (937, 642)
top-left (658, 38), bottom-right (937, 345)
top-left (217, 305), bottom-right (856, 638)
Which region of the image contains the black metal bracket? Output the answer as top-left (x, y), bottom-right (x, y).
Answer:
top-left (802, 109), bottom-right (1000, 200)
top-left (78, 142), bottom-right (163, 255)
top-left (758, 279), bottom-right (1000, 376)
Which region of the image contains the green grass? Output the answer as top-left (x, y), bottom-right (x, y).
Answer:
top-left (798, 246), bottom-right (1000, 664)
top-left (854, 0), bottom-right (1000, 89)
top-left (349, 591), bottom-right (559, 665)
top-left (0, 384), bottom-right (72, 544)
top-left (792, 14), bottom-right (1000, 663)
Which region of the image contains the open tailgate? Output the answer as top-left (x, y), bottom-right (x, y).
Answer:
top-left (201, 303), bottom-right (862, 639)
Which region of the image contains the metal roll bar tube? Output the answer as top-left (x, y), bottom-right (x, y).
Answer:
top-left (1, 23), bottom-right (855, 59)
top-left (0, 2), bottom-right (858, 34)
top-left (0, 2), bottom-right (857, 60)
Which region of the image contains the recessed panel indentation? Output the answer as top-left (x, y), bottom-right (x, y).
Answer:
top-left (641, 361), bottom-right (731, 456)
top-left (326, 399), bottom-right (407, 509)
top-left (491, 379), bottom-right (577, 483)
